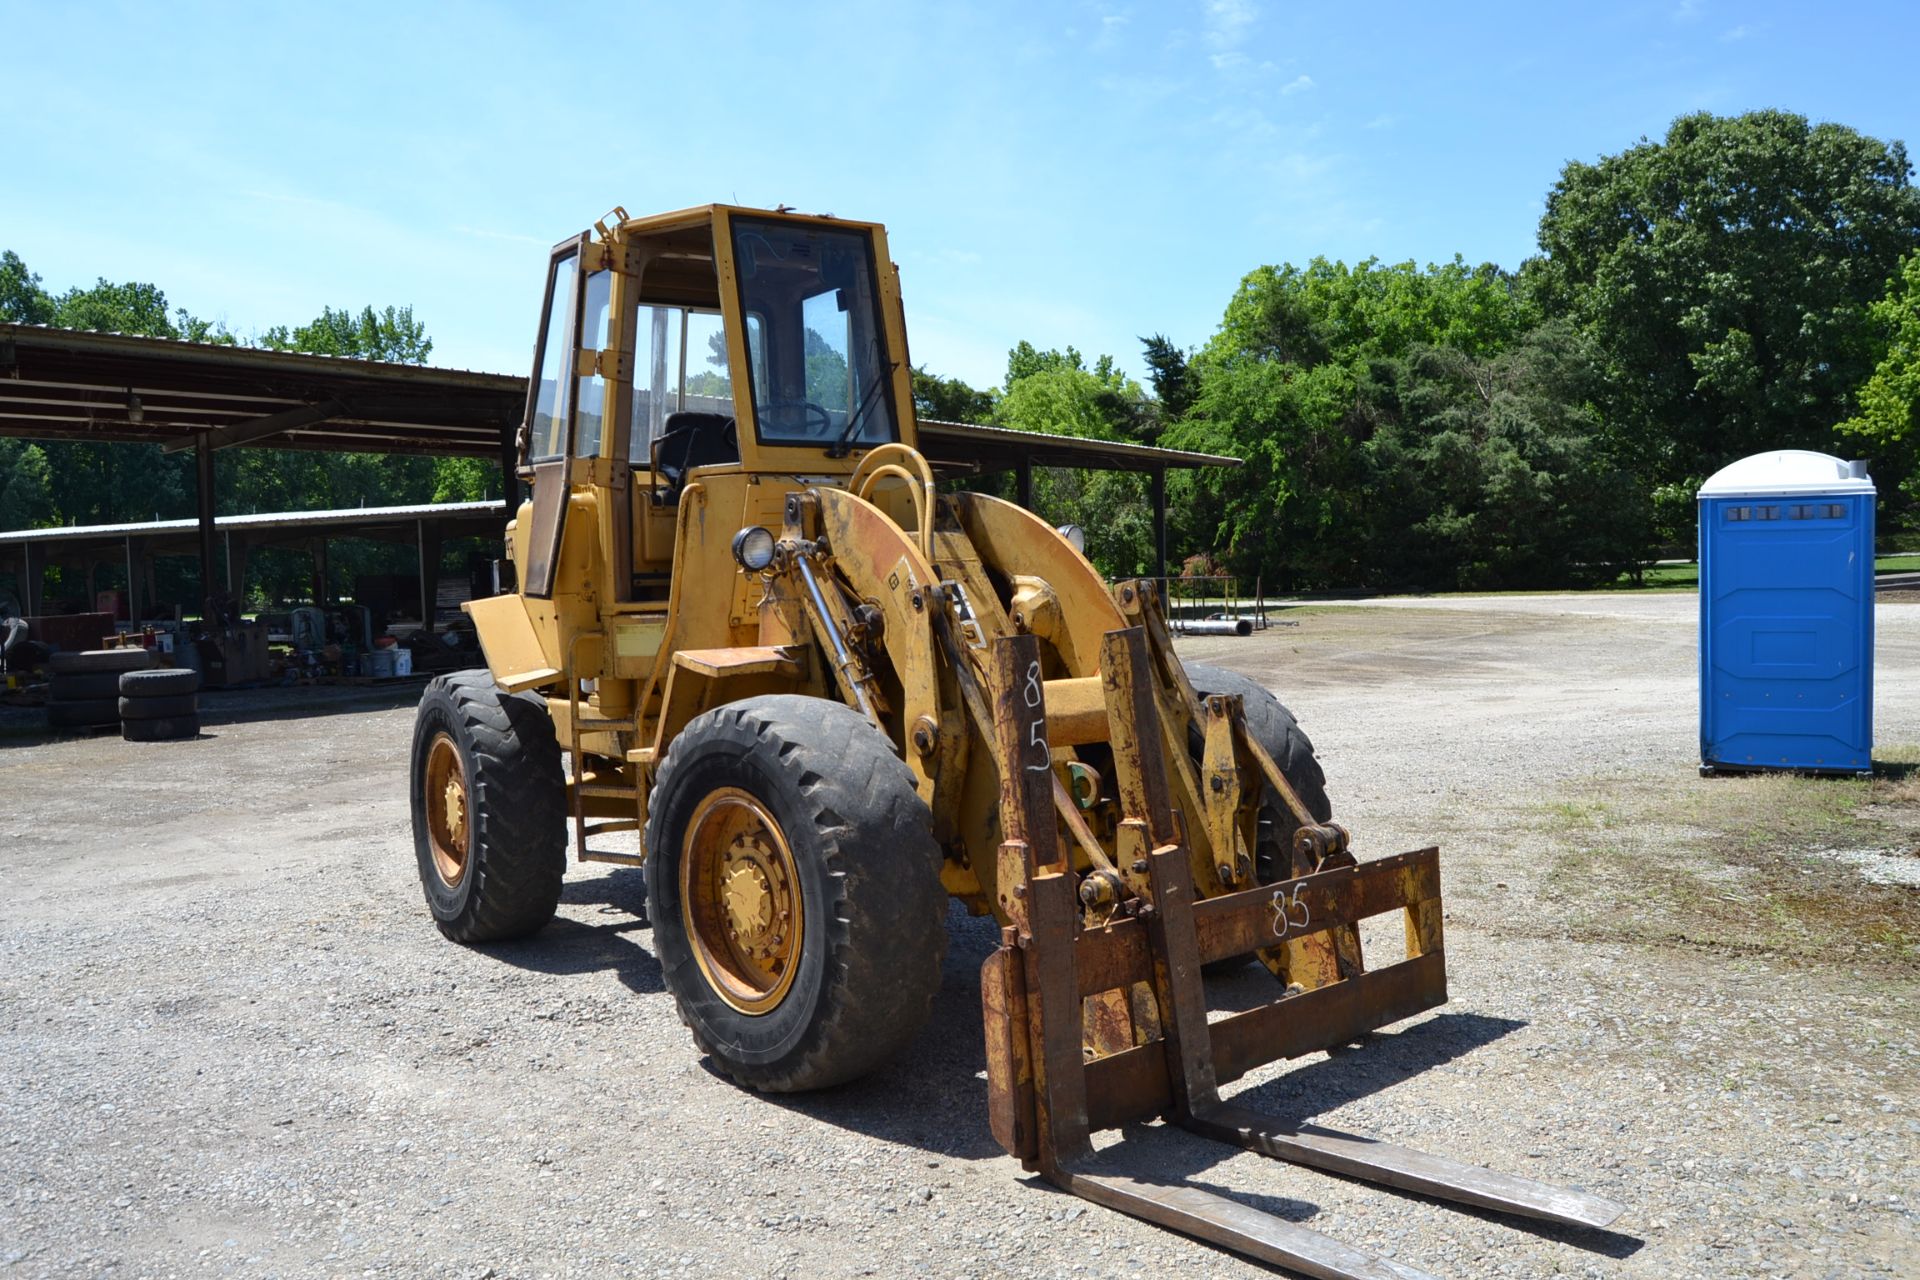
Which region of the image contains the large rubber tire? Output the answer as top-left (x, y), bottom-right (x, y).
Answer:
top-left (50, 672), bottom-right (123, 700)
top-left (122, 714), bottom-right (200, 742)
top-left (645, 695), bottom-right (947, 1093)
top-left (1184, 661), bottom-right (1332, 881)
top-left (120, 693), bottom-right (199, 720)
top-left (120, 668), bottom-right (200, 697)
top-left (47, 698), bottom-right (120, 728)
top-left (409, 670), bottom-right (567, 943)
top-left (49, 649), bottom-right (152, 676)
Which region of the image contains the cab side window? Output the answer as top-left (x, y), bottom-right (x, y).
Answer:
top-left (528, 249), bottom-right (578, 461)
top-left (573, 270), bottom-right (613, 458)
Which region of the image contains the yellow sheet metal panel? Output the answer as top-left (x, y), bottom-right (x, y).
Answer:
top-left (467, 593), bottom-right (562, 692)
top-left (609, 616), bottom-right (668, 679)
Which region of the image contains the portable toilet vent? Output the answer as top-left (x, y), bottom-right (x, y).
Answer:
top-left (1698, 450), bottom-right (1875, 775)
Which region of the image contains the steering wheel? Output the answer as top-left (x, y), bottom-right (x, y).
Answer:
top-left (758, 399), bottom-right (834, 439)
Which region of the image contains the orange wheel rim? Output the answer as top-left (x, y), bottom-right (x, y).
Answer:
top-left (424, 733), bottom-right (470, 888)
top-left (680, 787), bottom-right (804, 1015)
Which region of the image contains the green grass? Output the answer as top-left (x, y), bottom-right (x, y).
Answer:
top-left (1531, 747), bottom-right (1920, 969)
top-left (1607, 553), bottom-right (1918, 591)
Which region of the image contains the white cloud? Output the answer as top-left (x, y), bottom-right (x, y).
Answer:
top-left (1363, 113), bottom-right (1397, 130)
top-left (1203, 0), bottom-right (1259, 72)
top-left (1673, 0), bottom-right (1705, 20)
top-left (1279, 74), bottom-right (1315, 95)
top-left (1204, 0), bottom-right (1258, 48)
top-left (1720, 23), bottom-right (1752, 41)
top-left (453, 224), bottom-right (547, 247)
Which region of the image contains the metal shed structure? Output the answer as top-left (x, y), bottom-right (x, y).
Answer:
top-left (0, 500), bottom-right (505, 625)
top-left (0, 323), bottom-right (1237, 611)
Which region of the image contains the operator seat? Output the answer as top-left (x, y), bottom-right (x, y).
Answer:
top-left (654, 411), bottom-right (740, 491)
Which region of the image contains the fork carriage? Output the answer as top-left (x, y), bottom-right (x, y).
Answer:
top-left (980, 627), bottom-right (1622, 1280)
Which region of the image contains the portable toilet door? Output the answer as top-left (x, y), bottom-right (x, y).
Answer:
top-left (1698, 450), bottom-right (1876, 774)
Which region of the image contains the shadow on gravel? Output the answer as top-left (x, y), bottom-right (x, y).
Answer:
top-left (1391, 1187), bottom-right (1644, 1258)
top-left (476, 879), bottom-right (664, 997)
top-left (196, 684), bottom-right (426, 726)
top-left (1232, 1011), bottom-right (1526, 1124)
top-left (0, 683), bottom-right (426, 747)
top-left (754, 904), bottom-right (1009, 1161)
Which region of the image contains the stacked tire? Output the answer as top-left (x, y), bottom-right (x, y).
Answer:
top-left (119, 667), bottom-right (201, 742)
top-left (46, 648), bottom-right (153, 732)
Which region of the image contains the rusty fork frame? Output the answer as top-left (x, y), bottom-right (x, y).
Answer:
top-left (980, 627), bottom-right (1623, 1280)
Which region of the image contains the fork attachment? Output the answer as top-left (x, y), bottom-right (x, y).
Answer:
top-left (979, 628), bottom-right (1623, 1280)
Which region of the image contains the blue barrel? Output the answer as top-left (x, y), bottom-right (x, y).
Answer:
top-left (1698, 451), bottom-right (1875, 774)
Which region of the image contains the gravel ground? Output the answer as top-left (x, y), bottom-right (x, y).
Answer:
top-left (3, 593), bottom-right (1916, 1280)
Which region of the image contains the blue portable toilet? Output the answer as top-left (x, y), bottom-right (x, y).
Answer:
top-left (1698, 450), bottom-right (1876, 775)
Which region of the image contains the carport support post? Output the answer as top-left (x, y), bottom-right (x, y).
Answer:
top-left (416, 519), bottom-right (443, 634)
top-left (311, 538), bottom-right (330, 607)
top-left (123, 535), bottom-right (141, 623)
top-left (1151, 465), bottom-right (1168, 586)
top-left (499, 419), bottom-right (520, 510)
top-left (1017, 457), bottom-right (1034, 511)
top-left (227, 535), bottom-right (250, 612)
top-left (194, 432), bottom-right (222, 617)
top-left (21, 540), bottom-right (42, 617)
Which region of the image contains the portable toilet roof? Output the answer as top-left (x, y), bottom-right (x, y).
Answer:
top-left (1698, 450), bottom-right (1874, 499)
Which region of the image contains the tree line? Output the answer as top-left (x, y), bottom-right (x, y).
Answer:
top-left (5, 109), bottom-right (1920, 601)
top-left (923, 110), bottom-right (1920, 591)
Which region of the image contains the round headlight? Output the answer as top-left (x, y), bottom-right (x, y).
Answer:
top-left (731, 525), bottom-right (776, 572)
top-left (1056, 523), bottom-right (1087, 554)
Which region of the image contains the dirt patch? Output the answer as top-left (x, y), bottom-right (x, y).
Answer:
top-left (1534, 750), bottom-right (1920, 970)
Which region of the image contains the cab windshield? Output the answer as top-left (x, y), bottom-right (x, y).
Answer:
top-left (731, 217), bottom-right (898, 454)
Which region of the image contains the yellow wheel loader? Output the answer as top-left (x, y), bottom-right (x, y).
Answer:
top-left (407, 205), bottom-right (1622, 1278)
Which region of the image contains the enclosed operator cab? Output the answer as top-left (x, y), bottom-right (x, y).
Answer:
top-left (513, 205), bottom-right (916, 607)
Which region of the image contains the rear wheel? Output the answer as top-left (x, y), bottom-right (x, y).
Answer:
top-left (645, 695), bottom-right (946, 1092)
top-left (409, 670), bottom-right (566, 942)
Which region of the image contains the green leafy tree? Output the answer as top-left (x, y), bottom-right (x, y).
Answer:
top-left (803, 326), bottom-right (850, 409)
top-left (994, 345), bottom-right (1157, 573)
top-left (260, 304), bottom-right (432, 364)
top-left (1138, 334), bottom-right (1193, 437)
top-left (1838, 250), bottom-right (1920, 519)
top-left (1168, 255), bottom-right (1544, 589)
top-left (1527, 110), bottom-right (1920, 504)
top-left (998, 344), bottom-right (1149, 441)
top-left (910, 366), bottom-right (996, 422)
top-left (51, 278), bottom-right (178, 337)
top-left (1, 251), bottom-right (54, 323)
top-left (1359, 322), bottom-right (1638, 589)
top-left (0, 439), bottom-right (54, 530)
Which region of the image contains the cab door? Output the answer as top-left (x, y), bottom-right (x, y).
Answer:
top-left (520, 233), bottom-right (589, 599)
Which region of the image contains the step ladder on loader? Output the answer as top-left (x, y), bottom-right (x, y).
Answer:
top-left (979, 627), bottom-right (1624, 1280)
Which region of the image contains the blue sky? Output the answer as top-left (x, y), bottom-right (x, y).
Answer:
top-left (4, 1), bottom-right (1915, 390)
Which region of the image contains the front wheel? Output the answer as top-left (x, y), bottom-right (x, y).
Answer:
top-left (409, 670), bottom-right (566, 942)
top-left (645, 695), bottom-right (947, 1092)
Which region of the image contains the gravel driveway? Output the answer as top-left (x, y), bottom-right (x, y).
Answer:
top-left (3, 592), bottom-right (1915, 1280)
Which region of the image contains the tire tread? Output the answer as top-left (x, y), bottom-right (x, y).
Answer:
top-left (645, 695), bottom-right (946, 1093)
